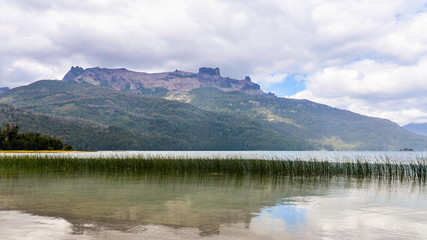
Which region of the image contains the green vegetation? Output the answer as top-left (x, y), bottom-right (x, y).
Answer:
top-left (0, 104), bottom-right (188, 150)
top-left (2, 78), bottom-right (427, 150)
top-left (0, 124), bottom-right (66, 150)
top-left (0, 156), bottom-right (425, 181)
top-left (403, 122), bottom-right (427, 136)
top-left (189, 88), bottom-right (427, 150)
top-left (64, 144), bottom-right (73, 151)
top-left (0, 81), bottom-right (310, 150)
top-left (137, 87), bottom-right (169, 97)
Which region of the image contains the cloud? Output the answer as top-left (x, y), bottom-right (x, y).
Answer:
top-left (301, 184), bottom-right (427, 239)
top-left (4, 59), bottom-right (64, 88)
top-left (0, 0), bottom-right (319, 79)
top-left (0, 0), bottom-right (427, 123)
top-left (293, 58), bottom-right (427, 124)
top-left (290, 1), bottom-right (427, 125)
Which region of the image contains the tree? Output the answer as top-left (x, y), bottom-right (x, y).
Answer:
top-left (3, 124), bottom-right (19, 142)
top-left (0, 123), bottom-right (71, 151)
top-left (64, 144), bottom-right (73, 151)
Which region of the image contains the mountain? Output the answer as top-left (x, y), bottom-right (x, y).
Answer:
top-left (0, 80), bottom-right (309, 150)
top-left (63, 66), bottom-right (274, 101)
top-left (1, 66), bottom-right (426, 151)
top-left (403, 123), bottom-right (427, 136)
top-left (0, 104), bottom-right (183, 150)
top-left (188, 87), bottom-right (427, 150)
top-left (0, 87), bottom-right (9, 93)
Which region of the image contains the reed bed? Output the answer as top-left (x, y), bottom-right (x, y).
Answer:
top-left (0, 155), bottom-right (425, 181)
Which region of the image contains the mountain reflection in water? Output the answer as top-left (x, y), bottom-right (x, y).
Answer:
top-left (0, 170), bottom-right (426, 239)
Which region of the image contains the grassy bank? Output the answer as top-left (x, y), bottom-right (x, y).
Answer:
top-left (0, 155), bottom-right (425, 181)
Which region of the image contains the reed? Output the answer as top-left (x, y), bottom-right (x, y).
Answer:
top-left (0, 155), bottom-right (425, 181)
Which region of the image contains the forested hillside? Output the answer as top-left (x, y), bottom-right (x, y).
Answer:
top-left (0, 104), bottom-right (188, 150)
top-left (403, 123), bottom-right (427, 136)
top-left (0, 81), bottom-right (309, 150)
top-left (0, 123), bottom-right (66, 150)
top-left (188, 88), bottom-right (427, 150)
top-left (1, 66), bottom-right (426, 151)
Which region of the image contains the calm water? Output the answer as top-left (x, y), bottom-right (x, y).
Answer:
top-left (0, 151), bottom-right (426, 239)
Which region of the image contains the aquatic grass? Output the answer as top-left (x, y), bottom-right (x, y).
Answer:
top-left (0, 155), bottom-right (425, 181)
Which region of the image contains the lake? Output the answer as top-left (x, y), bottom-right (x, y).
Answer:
top-left (0, 151), bottom-right (426, 239)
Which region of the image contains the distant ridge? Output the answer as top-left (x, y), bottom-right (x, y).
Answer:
top-left (0, 87), bottom-right (9, 93)
top-left (62, 66), bottom-right (273, 99)
top-left (403, 123), bottom-right (427, 136)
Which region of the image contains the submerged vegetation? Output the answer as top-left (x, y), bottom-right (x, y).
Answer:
top-left (0, 155), bottom-right (425, 181)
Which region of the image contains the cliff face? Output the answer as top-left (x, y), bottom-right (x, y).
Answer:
top-left (62, 66), bottom-right (85, 81)
top-left (62, 66), bottom-right (267, 97)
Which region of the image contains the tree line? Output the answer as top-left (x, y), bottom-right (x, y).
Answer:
top-left (0, 124), bottom-right (72, 150)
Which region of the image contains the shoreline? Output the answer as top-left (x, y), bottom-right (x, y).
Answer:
top-left (0, 150), bottom-right (88, 153)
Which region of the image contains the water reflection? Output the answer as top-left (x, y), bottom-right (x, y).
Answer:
top-left (0, 170), bottom-right (426, 239)
top-left (0, 210), bottom-right (74, 240)
top-left (0, 171), bottom-right (323, 234)
top-left (255, 204), bottom-right (306, 233)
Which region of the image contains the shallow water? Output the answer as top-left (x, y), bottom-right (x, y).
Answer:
top-left (0, 170), bottom-right (426, 239)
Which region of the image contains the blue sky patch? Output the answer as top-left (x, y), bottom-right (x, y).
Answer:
top-left (265, 73), bottom-right (306, 97)
top-left (255, 203), bottom-right (307, 233)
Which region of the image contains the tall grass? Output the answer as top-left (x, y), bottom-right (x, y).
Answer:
top-left (0, 155), bottom-right (425, 181)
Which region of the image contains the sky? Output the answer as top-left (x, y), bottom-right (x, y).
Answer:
top-left (1, 0), bottom-right (427, 125)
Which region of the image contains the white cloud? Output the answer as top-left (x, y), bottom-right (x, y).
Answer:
top-left (252, 72), bottom-right (288, 88)
top-left (293, 58), bottom-right (427, 124)
top-left (2, 58), bottom-right (64, 88)
top-left (1, 0), bottom-right (427, 123)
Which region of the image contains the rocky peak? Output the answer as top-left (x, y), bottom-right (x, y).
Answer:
top-left (198, 67), bottom-right (220, 76)
top-left (61, 66), bottom-right (266, 97)
top-left (63, 66), bottom-right (85, 81)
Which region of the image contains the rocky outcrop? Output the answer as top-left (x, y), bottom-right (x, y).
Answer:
top-left (198, 67), bottom-right (220, 76)
top-left (63, 66), bottom-right (85, 81)
top-left (62, 66), bottom-right (266, 97)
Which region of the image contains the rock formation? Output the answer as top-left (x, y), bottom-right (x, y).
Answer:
top-left (63, 66), bottom-right (267, 97)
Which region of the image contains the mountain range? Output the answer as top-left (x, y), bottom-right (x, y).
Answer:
top-left (403, 123), bottom-right (427, 136)
top-left (1, 66), bottom-right (426, 151)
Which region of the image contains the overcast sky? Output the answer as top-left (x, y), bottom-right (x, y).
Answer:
top-left (1, 0), bottom-right (427, 125)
